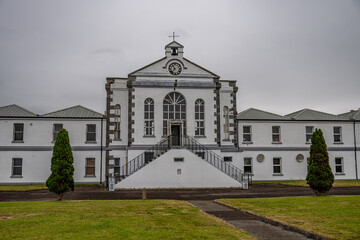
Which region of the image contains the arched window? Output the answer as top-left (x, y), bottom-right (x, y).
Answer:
top-left (195, 99), bottom-right (205, 136)
top-left (144, 98), bottom-right (154, 136)
top-left (163, 92), bottom-right (186, 135)
top-left (223, 106), bottom-right (229, 139)
top-left (114, 104), bottom-right (121, 139)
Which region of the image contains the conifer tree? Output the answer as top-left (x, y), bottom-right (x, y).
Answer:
top-left (306, 128), bottom-right (334, 195)
top-left (46, 129), bottom-right (74, 200)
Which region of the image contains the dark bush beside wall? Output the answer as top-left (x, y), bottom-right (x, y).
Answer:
top-left (46, 129), bottom-right (74, 200)
top-left (306, 129), bottom-right (334, 195)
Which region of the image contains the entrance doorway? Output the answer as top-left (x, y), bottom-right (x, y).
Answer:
top-left (171, 124), bottom-right (181, 146)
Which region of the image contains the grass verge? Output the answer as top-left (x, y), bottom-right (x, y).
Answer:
top-left (0, 200), bottom-right (255, 240)
top-left (253, 180), bottom-right (360, 187)
top-left (218, 195), bottom-right (360, 240)
top-left (0, 184), bottom-right (103, 192)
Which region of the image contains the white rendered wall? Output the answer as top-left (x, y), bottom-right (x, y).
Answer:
top-left (115, 149), bottom-right (242, 189)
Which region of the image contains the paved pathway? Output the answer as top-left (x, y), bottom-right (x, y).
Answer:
top-left (189, 200), bottom-right (314, 240)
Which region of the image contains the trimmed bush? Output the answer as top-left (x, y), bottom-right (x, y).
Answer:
top-left (46, 129), bottom-right (74, 200)
top-left (306, 129), bottom-right (334, 195)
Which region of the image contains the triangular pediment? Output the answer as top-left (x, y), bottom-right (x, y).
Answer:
top-left (128, 57), bottom-right (219, 79)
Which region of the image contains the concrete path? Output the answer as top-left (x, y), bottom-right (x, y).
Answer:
top-left (189, 200), bottom-right (314, 240)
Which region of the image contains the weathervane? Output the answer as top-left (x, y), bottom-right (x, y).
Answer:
top-left (169, 32), bottom-right (180, 41)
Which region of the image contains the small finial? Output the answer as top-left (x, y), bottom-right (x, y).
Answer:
top-left (169, 32), bottom-right (180, 41)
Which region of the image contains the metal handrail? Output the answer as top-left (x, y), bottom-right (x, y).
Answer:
top-left (183, 135), bottom-right (252, 186)
top-left (116, 137), bottom-right (170, 181)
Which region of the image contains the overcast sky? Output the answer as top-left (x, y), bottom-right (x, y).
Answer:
top-left (0, 0), bottom-right (359, 116)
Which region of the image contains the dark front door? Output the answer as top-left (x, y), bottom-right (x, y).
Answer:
top-left (171, 125), bottom-right (181, 146)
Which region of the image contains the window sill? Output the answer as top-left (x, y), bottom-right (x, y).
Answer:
top-left (85, 141), bottom-right (97, 144)
top-left (335, 173), bottom-right (345, 175)
top-left (11, 140), bottom-right (24, 143)
top-left (84, 175), bottom-right (96, 178)
top-left (242, 141), bottom-right (253, 145)
top-left (194, 135), bottom-right (206, 138)
top-left (272, 173), bottom-right (283, 176)
top-left (113, 139), bottom-right (122, 141)
top-left (10, 175), bottom-right (23, 178)
top-left (143, 135), bottom-right (156, 138)
top-left (333, 142), bottom-right (343, 145)
top-left (272, 142), bottom-right (282, 144)
top-left (222, 139), bottom-right (231, 142)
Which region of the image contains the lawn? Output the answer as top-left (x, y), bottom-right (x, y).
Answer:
top-left (254, 180), bottom-right (360, 187)
top-left (218, 195), bottom-right (360, 240)
top-left (0, 200), bottom-right (255, 240)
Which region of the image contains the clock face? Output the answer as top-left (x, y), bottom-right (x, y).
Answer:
top-left (168, 62), bottom-right (182, 75)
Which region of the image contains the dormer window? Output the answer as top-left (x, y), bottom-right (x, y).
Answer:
top-left (171, 47), bottom-right (178, 56)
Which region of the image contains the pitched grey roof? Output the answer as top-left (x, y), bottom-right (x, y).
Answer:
top-left (0, 104), bottom-right (37, 117)
top-left (286, 108), bottom-right (348, 121)
top-left (339, 109), bottom-right (360, 120)
top-left (42, 105), bottom-right (104, 118)
top-left (237, 108), bottom-right (288, 120)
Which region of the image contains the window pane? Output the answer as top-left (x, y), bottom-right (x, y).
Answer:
top-left (272, 126), bottom-right (279, 133)
top-left (87, 125), bottom-right (96, 132)
top-left (200, 128), bottom-right (205, 135)
top-left (306, 135), bottom-right (312, 142)
top-left (86, 167), bottom-right (95, 175)
top-left (14, 158), bottom-right (22, 166)
top-left (200, 113), bottom-right (204, 119)
top-left (272, 134), bottom-right (280, 142)
top-left (15, 124), bottom-right (24, 131)
top-left (15, 133), bottom-right (23, 141)
top-left (150, 105), bottom-right (154, 111)
top-left (335, 158), bottom-right (342, 164)
top-left (273, 158), bottom-right (280, 165)
top-left (181, 113), bottom-right (186, 119)
top-left (175, 105), bottom-right (180, 111)
top-left (54, 124), bottom-right (63, 131)
top-left (169, 113), bottom-right (174, 119)
top-left (87, 133), bottom-right (96, 141)
top-left (273, 166), bottom-right (281, 173)
top-left (243, 126), bottom-right (250, 133)
top-left (13, 167), bottom-right (22, 176)
top-left (244, 158), bottom-right (252, 165)
top-left (334, 127), bottom-right (340, 134)
top-left (244, 166), bottom-right (252, 173)
top-left (334, 135), bottom-right (341, 142)
top-left (335, 166), bottom-right (342, 173)
top-left (195, 113), bottom-right (199, 119)
top-left (243, 134), bottom-right (251, 142)
top-left (87, 158), bottom-right (95, 166)
top-left (200, 105), bottom-right (204, 112)
top-left (115, 158), bottom-right (120, 166)
top-left (306, 126), bottom-right (313, 134)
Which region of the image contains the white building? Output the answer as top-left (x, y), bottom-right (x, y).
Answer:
top-left (0, 105), bottom-right (106, 185)
top-left (0, 40), bottom-right (359, 188)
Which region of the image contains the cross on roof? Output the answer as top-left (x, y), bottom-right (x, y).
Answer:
top-left (169, 32), bottom-right (180, 41)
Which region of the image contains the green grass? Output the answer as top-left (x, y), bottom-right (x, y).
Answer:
top-left (0, 184), bottom-right (103, 192)
top-left (0, 200), bottom-right (255, 240)
top-left (218, 195), bottom-right (360, 240)
top-left (254, 180), bottom-right (360, 187)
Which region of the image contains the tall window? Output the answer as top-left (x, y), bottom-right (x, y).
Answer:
top-left (85, 158), bottom-right (95, 176)
top-left (335, 157), bottom-right (344, 174)
top-left (163, 92), bottom-right (186, 135)
top-left (223, 106), bottom-right (229, 139)
top-left (114, 158), bottom-right (120, 181)
top-left (195, 99), bottom-right (205, 136)
top-left (12, 158), bottom-right (23, 177)
top-left (144, 98), bottom-right (154, 136)
top-left (114, 105), bottom-right (121, 139)
top-left (334, 126), bottom-right (342, 143)
top-left (86, 124), bottom-right (96, 142)
top-left (305, 126), bottom-right (314, 143)
top-left (244, 158), bottom-right (252, 173)
top-left (243, 126), bottom-right (252, 142)
top-left (53, 124), bottom-right (63, 142)
top-left (272, 126), bottom-right (281, 143)
top-left (13, 123), bottom-right (24, 142)
top-left (273, 157), bottom-right (281, 174)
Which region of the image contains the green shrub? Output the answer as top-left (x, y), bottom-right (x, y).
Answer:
top-left (306, 129), bottom-right (334, 195)
top-left (46, 129), bottom-right (74, 200)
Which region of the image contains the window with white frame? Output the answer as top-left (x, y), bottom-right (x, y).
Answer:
top-left (305, 126), bottom-right (314, 143)
top-left (244, 157), bottom-right (252, 173)
top-left (335, 157), bottom-right (344, 174)
top-left (333, 126), bottom-right (342, 143)
top-left (85, 158), bottom-right (95, 176)
top-left (223, 106), bottom-right (229, 139)
top-left (273, 157), bottom-right (282, 174)
top-left (114, 158), bottom-right (120, 180)
top-left (13, 123), bottom-right (24, 141)
top-left (86, 124), bottom-right (96, 142)
top-left (53, 124), bottom-right (63, 142)
top-left (144, 98), bottom-right (155, 136)
top-left (224, 156), bottom-right (232, 162)
top-left (195, 99), bottom-right (205, 136)
top-left (12, 158), bottom-right (23, 177)
top-left (272, 126), bottom-right (281, 143)
top-left (243, 126), bottom-right (252, 142)
top-left (114, 104), bottom-right (121, 139)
